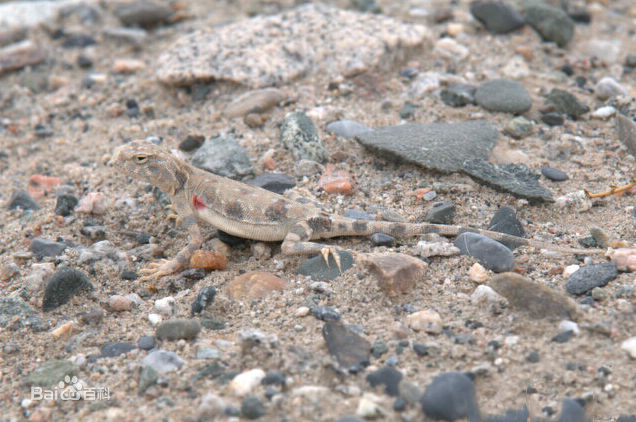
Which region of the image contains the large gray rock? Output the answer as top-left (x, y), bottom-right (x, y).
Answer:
top-left (475, 79), bottom-right (532, 113)
top-left (522, 1), bottom-right (574, 47)
top-left (156, 3), bottom-right (430, 87)
top-left (191, 135), bottom-right (253, 180)
top-left (355, 120), bottom-right (498, 173)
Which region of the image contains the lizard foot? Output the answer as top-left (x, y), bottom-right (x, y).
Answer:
top-left (138, 259), bottom-right (183, 282)
top-left (320, 246), bottom-right (342, 272)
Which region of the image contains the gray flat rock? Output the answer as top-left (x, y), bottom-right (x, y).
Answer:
top-left (156, 3), bottom-right (430, 88)
top-left (462, 159), bottom-right (553, 202)
top-left (355, 120), bottom-right (498, 173)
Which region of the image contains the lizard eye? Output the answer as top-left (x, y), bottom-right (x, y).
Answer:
top-left (133, 154), bottom-right (148, 164)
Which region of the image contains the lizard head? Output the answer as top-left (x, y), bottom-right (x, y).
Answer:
top-left (111, 139), bottom-right (191, 195)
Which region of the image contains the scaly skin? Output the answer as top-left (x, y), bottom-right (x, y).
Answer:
top-left (111, 140), bottom-right (602, 280)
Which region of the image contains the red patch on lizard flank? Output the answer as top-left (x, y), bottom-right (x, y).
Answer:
top-left (192, 194), bottom-right (207, 210)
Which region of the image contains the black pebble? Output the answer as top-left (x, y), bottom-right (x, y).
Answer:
top-left (30, 238), bottom-right (67, 259)
top-left (541, 166), bottom-right (569, 181)
top-left (55, 194), bottom-right (78, 216)
top-left (413, 344), bottom-right (428, 356)
top-left (551, 330), bottom-right (574, 343)
top-left (310, 305), bottom-right (341, 321)
top-left (425, 202), bottom-right (456, 224)
top-left (178, 135), bottom-right (205, 152)
top-left (420, 372), bottom-right (480, 421)
top-left (121, 270), bottom-right (138, 280)
top-left (191, 286), bottom-right (217, 314)
top-left (8, 189), bottom-right (41, 210)
top-left (488, 206), bottom-right (525, 239)
top-left (366, 366), bottom-right (403, 396)
top-left (526, 351), bottom-right (540, 363)
top-left (370, 233), bottom-right (395, 246)
top-left (77, 55), bottom-right (93, 68)
top-left (542, 112), bottom-right (564, 126)
top-left (42, 267), bottom-right (94, 311)
top-left (100, 342), bottom-right (136, 358)
top-left (261, 370), bottom-right (286, 387)
top-left (62, 33), bottom-right (97, 48)
top-left (241, 396), bottom-right (265, 419)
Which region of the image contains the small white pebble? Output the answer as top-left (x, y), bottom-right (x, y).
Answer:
top-left (154, 296), bottom-right (176, 316)
top-left (563, 264), bottom-right (580, 277)
top-left (620, 337), bottom-right (636, 359)
top-left (468, 263), bottom-right (488, 283)
top-left (504, 335), bottom-right (519, 346)
top-left (591, 106), bottom-right (616, 119)
top-left (471, 285), bottom-right (503, 304)
top-left (558, 320), bottom-right (580, 335)
top-left (229, 368), bottom-right (265, 396)
top-left (148, 313), bottom-right (162, 325)
top-left (295, 306), bottom-right (310, 317)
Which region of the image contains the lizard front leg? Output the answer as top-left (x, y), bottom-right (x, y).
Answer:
top-left (281, 221), bottom-right (346, 270)
top-left (139, 206), bottom-right (203, 282)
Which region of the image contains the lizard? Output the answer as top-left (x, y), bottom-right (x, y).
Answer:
top-left (111, 139), bottom-right (603, 281)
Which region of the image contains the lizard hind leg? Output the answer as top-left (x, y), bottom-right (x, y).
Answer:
top-left (281, 221), bottom-right (344, 270)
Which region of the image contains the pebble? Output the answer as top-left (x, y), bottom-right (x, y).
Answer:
top-left (555, 190), bottom-right (592, 212)
top-left (323, 321), bottom-right (370, 370)
top-left (293, 159), bottom-right (325, 177)
top-left (425, 202), bottom-right (456, 224)
top-left (30, 237), bottom-right (67, 259)
top-left (298, 250), bottom-right (354, 281)
top-left (545, 89), bottom-right (589, 119)
top-left (154, 296), bottom-right (176, 316)
top-left (148, 313), bottom-right (162, 325)
top-left (541, 166), bottom-right (568, 182)
top-left (420, 372), bottom-right (480, 421)
top-left (197, 393), bottom-right (226, 419)
top-left (80, 225), bottom-right (106, 241)
top-left (462, 160), bottom-right (553, 202)
top-left (469, 1), bottom-right (525, 34)
top-left (156, 4), bottom-right (429, 88)
top-left (112, 58), bottom-right (145, 74)
top-left (621, 337), bottom-right (636, 359)
top-left (440, 83), bottom-right (476, 108)
top-left (225, 87), bottom-right (286, 118)
top-left (541, 111), bottom-right (564, 126)
top-left (455, 232), bottom-right (515, 272)
top-left (24, 359), bottom-right (76, 387)
top-left (191, 134), bottom-right (254, 179)
top-left (356, 120), bottom-right (498, 173)
top-left (504, 116), bottom-right (533, 139)
top-left (610, 248), bottom-right (636, 272)
top-left (54, 194), bottom-right (78, 216)
top-left (138, 336), bottom-right (156, 350)
top-left (565, 262), bottom-right (618, 295)
top-left (591, 106), bottom-right (616, 120)
top-left (178, 134), bottom-right (205, 152)
top-left (406, 309), bottom-right (442, 334)
top-left (0, 41), bottom-right (46, 75)
top-left (189, 250), bottom-right (227, 270)
top-left (156, 318), bottom-right (201, 341)
top-left (522, 1), bottom-right (574, 47)
top-left (137, 365), bottom-right (158, 394)
top-left (310, 306), bottom-right (341, 322)
top-left (488, 206), bottom-right (525, 239)
top-left (114, 1), bottom-right (173, 28)
top-left (75, 192), bottom-right (109, 214)
top-left (100, 342), bottom-right (136, 358)
top-left (355, 393), bottom-right (384, 419)
top-left (551, 330), bottom-right (574, 343)
top-left (468, 263), bottom-right (488, 284)
top-left (358, 252), bottom-right (428, 296)
top-left (191, 286), bottom-right (217, 315)
top-left (229, 369), bottom-right (266, 396)
top-left (280, 111), bottom-right (328, 164)
top-left (474, 79), bottom-right (532, 113)
top-left (28, 174), bottom-right (61, 199)
top-left (108, 294), bottom-right (132, 312)
top-left (471, 285), bottom-right (503, 304)
top-left (7, 189), bottom-right (40, 210)
top-left (370, 233), bottom-right (395, 247)
top-left (0, 298), bottom-right (48, 332)
top-left (326, 120), bottom-right (372, 139)
top-left (102, 27), bottom-right (148, 46)
top-left (594, 77), bottom-right (629, 100)
top-left (489, 272), bottom-right (579, 320)
top-left (141, 350), bottom-right (184, 374)
top-left (228, 271), bottom-right (286, 301)
top-left (366, 366), bottom-right (403, 396)
top-left (415, 240), bottom-right (460, 258)
top-left (589, 227), bottom-right (610, 249)
top-left (319, 165), bottom-right (356, 195)
top-left (42, 267), bottom-right (93, 312)
top-left (78, 309), bottom-right (104, 326)
top-left (247, 173), bottom-right (295, 195)
top-left (241, 396), bottom-right (266, 419)
top-left (433, 37), bottom-right (469, 60)
top-left (617, 114), bottom-right (636, 157)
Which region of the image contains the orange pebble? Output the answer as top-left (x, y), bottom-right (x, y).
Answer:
top-left (28, 174), bottom-right (61, 199)
top-left (189, 250), bottom-right (227, 270)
